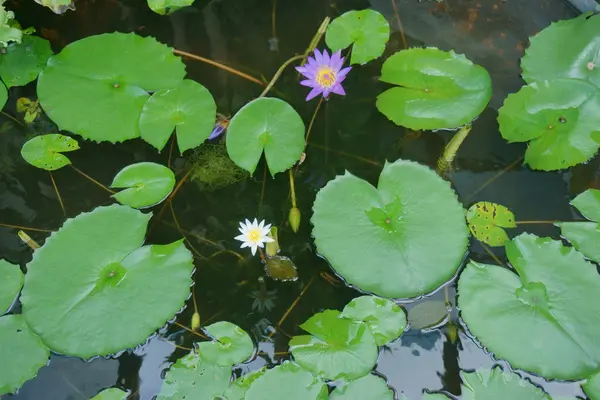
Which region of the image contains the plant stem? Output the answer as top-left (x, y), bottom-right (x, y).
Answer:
top-left (49, 171), bottom-right (66, 216)
top-left (70, 165), bottom-right (115, 194)
top-left (300, 17), bottom-right (330, 66)
top-left (173, 321), bottom-right (208, 339)
top-left (390, 0), bottom-right (408, 49)
top-left (288, 169), bottom-right (297, 208)
top-left (436, 125), bottom-right (472, 175)
top-left (268, 276), bottom-right (315, 339)
top-left (1, 111), bottom-right (25, 128)
top-left (259, 54), bottom-right (306, 98)
top-left (465, 156), bottom-right (523, 201)
top-left (0, 223), bottom-right (52, 232)
top-left (516, 220), bottom-right (557, 224)
top-left (18, 230), bottom-right (40, 250)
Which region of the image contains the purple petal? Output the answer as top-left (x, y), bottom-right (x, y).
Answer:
top-left (331, 50), bottom-right (343, 70)
top-left (300, 79), bottom-right (316, 87)
top-left (314, 49), bottom-right (323, 64)
top-left (322, 49), bottom-right (331, 65)
top-left (306, 56), bottom-right (317, 67)
top-left (331, 84), bottom-right (346, 96)
top-left (322, 87), bottom-right (332, 98)
top-left (208, 124), bottom-right (225, 140)
top-left (306, 87), bottom-right (323, 101)
top-left (338, 66), bottom-right (352, 78)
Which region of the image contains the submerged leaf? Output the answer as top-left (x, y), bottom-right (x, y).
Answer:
top-left (466, 201), bottom-right (516, 246)
top-left (244, 361), bottom-right (328, 400)
top-left (196, 321), bottom-right (254, 366)
top-left (20, 134), bottom-right (79, 171)
top-left (407, 300), bottom-right (448, 330)
top-left (330, 374), bottom-right (394, 400)
top-left (341, 295), bottom-right (407, 345)
top-left (325, 9), bottom-right (390, 65)
top-left (264, 255), bottom-right (298, 281)
top-left (0, 36), bottom-right (53, 88)
top-left (0, 260), bottom-right (23, 314)
top-left (110, 162), bottom-right (176, 209)
top-left (34, 0), bottom-right (75, 14)
top-left (90, 388), bottom-right (128, 400)
top-left (376, 48), bottom-right (492, 130)
top-left (147, 0), bottom-right (195, 15)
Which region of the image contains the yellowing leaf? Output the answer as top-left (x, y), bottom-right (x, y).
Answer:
top-left (466, 201), bottom-right (516, 247)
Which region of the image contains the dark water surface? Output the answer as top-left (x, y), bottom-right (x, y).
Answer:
top-left (0, 0), bottom-right (593, 398)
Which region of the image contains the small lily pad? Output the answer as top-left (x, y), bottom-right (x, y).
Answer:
top-left (21, 134), bottom-right (79, 171)
top-left (330, 374), bottom-right (394, 400)
top-left (156, 350), bottom-right (231, 400)
top-left (571, 189), bottom-right (600, 221)
top-left (147, 0), bottom-right (195, 15)
top-left (407, 300), bottom-right (448, 330)
top-left (196, 321), bottom-right (254, 366)
top-left (226, 97), bottom-right (305, 176)
top-left (0, 4), bottom-right (22, 47)
top-left (466, 201), bottom-right (516, 246)
top-left (557, 189), bottom-right (600, 262)
top-left (34, 0), bottom-right (75, 13)
top-left (110, 162), bottom-right (176, 209)
top-left (583, 371), bottom-right (600, 400)
top-left (289, 310), bottom-right (378, 381)
top-left (0, 260), bottom-right (23, 314)
top-left (341, 295), bottom-right (406, 345)
top-left (325, 9), bottom-right (390, 65)
top-left (376, 48), bottom-right (492, 130)
top-left (0, 315), bottom-right (50, 395)
top-left (0, 82), bottom-right (6, 109)
top-left (0, 36), bottom-right (53, 88)
top-left (223, 368), bottom-right (266, 400)
top-left (90, 388), bottom-right (128, 400)
top-left (497, 79), bottom-right (600, 171)
top-left (244, 361), bottom-right (328, 400)
top-left (264, 255), bottom-right (298, 281)
top-left (139, 79), bottom-right (216, 153)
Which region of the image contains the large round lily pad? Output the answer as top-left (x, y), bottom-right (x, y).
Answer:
top-left (20, 204), bottom-right (194, 358)
top-left (289, 310), bottom-right (378, 381)
top-left (244, 362), bottom-right (328, 400)
top-left (226, 97), bottom-right (305, 176)
top-left (458, 233), bottom-right (600, 380)
top-left (196, 321), bottom-right (254, 366)
top-left (312, 159), bottom-right (469, 299)
top-left (521, 13), bottom-right (600, 87)
top-left (341, 295), bottom-right (406, 346)
top-left (498, 79), bottom-right (600, 171)
top-left (91, 388), bottom-right (128, 400)
top-left (21, 134), bottom-right (80, 171)
top-left (37, 32), bottom-right (186, 143)
top-left (330, 374), bottom-right (394, 400)
top-left (110, 162), bottom-right (175, 209)
top-left (0, 315), bottom-right (50, 395)
top-left (0, 36), bottom-right (53, 88)
top-left (325, 9), bottom-right (390, 65)
top-left (147, 0), bottom-right (195, 15)
top-left (0, 260), bottom-right (23, 314)
top-left (557, 189), bottom-right (600, 262)
top-left (139, 79), bottom-right (216, 153)
top-left (376, 48), bottom-right (492, 130)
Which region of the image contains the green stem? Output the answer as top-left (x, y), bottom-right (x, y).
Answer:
top-left (259, 54), bottom-right (306, 98)
top-left (436, 125), bottom-right (472, 175)
top-left (289, 169), bottom-right (297, 208)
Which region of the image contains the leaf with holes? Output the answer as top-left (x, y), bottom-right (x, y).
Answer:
top-left (0, 260), bottom-right (23, 314)
top-left (325, 9), bottom-right (390, 65)
top-left (110, 162), bottom-right (175, 209)
top-left (196, 321), bottom-right (254, 366)
top-left (407, 300), bottom-right (448, 330)
top-left (37, 32), bottom-right (185, 143)
top-left (147, 0), bottom-right (195, 15)
top-left (557, 189), bottom-right (600, 262)
top-left (0, 36), bottom-right (53, 88)
top-left (498, 79), bottom-right (600, 171)
top-left (139, 79), bottom-right (216, 153)
top-left (330, 374), bottom-right (394, 400)
top-left (466, 201), bottom-right (516, 246)
top-left (0, 315), bottom-right (50, 395)
top-left (341, 295), bottom-right (406, 345)
top-left (20, 205), bottom-right (194, 358)
top-left (90, 388), bottom-right (128, 400)
top-left (34, 0), bottom-right (75, 13)
top-left (245, 361), bottom-right (328, 400)
top-left (20, 134), bottom-right (79, 171)
top-left (458, 233), bottom-right (600, 380)
top-left (376, 48), bottom-right (492, 130)
top-left (226, 97), bottom-right (305, 176)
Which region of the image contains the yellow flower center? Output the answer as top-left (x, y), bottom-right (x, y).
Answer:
top-left (316, 66), bottom-right (337, 88)
top-left (248, 229), bottom-right (261, 242)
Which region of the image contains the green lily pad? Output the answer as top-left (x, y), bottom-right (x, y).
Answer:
top-left (147, 0), bottom-right (195, 15)
top-left (0, 81), bottom-right (7, 110)
top-left (244, 361), bottom-right (328, 400)
top-left (0, 260), bottom-right (23, 314)
top-left (110, 162), bottom-right (176, 209)
top-left (264, 255), bottom-right (298, 281)
top-left (330, 374), bottom-right (394, 400)
top-left (223, 368), bottom-right (266, 400)
top-left (583, 371), bottom-right (600, 400)
top-left (557, 189), bottom-right (600, 262)
top-left (0, 3), bottom-right (22, 47)
top-left (289, 310), bottom-right (378, 381)
top-left (466, 201), bottom-right (516, 246)
top-left (572, 189), bottom-right (600, 221)
top-left (0, 36), bottom-right (53, 88)
top-left (37, 32), bottom-right (186, 143)
top-left (341, 295), bottom-right (406, 346)
top-left (156, 349), bottom-right (231, 400)
top-left (407, 300), bottom-right (448, 330)
top-left (311, 159), bottom-right (469, 298)
top-left (521, 13), bottom-right (600, 87)
top-left (139, 79), bottom-right (216, 153)
top-left (376, 48), bottom-right (492, 130)
top-left (20, 204), bottom-right (194, 358)
top-left (196, 321), bottom-right (254, 366)
top-left (497, 79), bottom-right (600, 171)
top-left (34, 0), bottom-right (75, 14)
top-left (0, 315), bottom-right (50, 395)
top-left (21, 133), bottom-right (79, 171)
top-left (226, 97), bottom-right (305, 176)
top-left (325, 9), bottom-right (390, 65)
top-left (90, 388), bottom-right (128, 400)
top-left (458, 233), bottom-right (600, 380)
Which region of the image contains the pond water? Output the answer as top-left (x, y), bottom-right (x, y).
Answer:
top-left (0, 0), bottom-right (594, 399)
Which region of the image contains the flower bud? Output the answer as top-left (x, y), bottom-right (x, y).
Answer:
top-left (289, 207), bottom-right (301, 233)
top-left (191, 312), bottom-right (201, 332)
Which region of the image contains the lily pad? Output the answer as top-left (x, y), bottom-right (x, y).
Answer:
top-left (226, 97), bottom-right (305, 176)
top-left (458, 233), bottom-right (600, 380)
top-left (147, 0), bottom-right (195, 15)
top-left (289, 310), bottom-right (378, 381)
top-left (0, 315), bottom-right (50, 395)
top-left (91, 388), bottom-right (128, 400)
top-left (21, 134), bottom-right (79, 171)
top-left (583, 371), bottom-right (600, 400)
top-left (312, 159), bottom-right (469, 299)
top-left (376, 48), bottom-right (492, 130)
top-left (37, 32), bottom-right (186, 143)
top-left (223, 368), bottom-right (266, 400)
top-left (0, 260), bottom-right (23, 314)
top-left (0, 3), bottom-right (22, 47)
top-left (157, 350), bottom-right (231, 400)
top-left (196, 321), bottom-right (254, 366)
top-left (407, 300), bottom-right (448, 330)
top-left (330, 374), bottom-right (394, 400)
top-left (110, 162), bottom-right (176, 209)
top-left (341, 295), bottom-right (406, 345)
top-left (244, 361), bottom-right (328, 400)
top-left (497, 79), bottom-right (600, 171)
top-left (264, 255), bottom-right (298, 281)
top-left (557, 189), bottom-right (600, 262)
top-left (0, 81), bottom-right (7, 109)
top-left (34, 0), bottom-right (75, 14)
top-left (139, 79), bottom-right (216, 153)
top-left (325, 9), bottom-right (390, 65)
top-left (521, 13), bottom-right (600, 87)
top-left (571, 189), bottom-right (600, 221)
top-left (20, 204), bottom-right (194, 358)
top-left (0, 36), bottom-right (53, 88)
top-left (466, 201), bottom-right (516, 246)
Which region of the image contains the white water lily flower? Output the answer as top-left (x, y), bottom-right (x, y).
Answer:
top-left (235, 218), bottom-right (274, 256)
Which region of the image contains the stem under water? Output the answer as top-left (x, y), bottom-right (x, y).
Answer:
top-left (49, 171), bottom-right (66, 216)
top-left (288, 169), bottom-right (297, 208)
top-left (436, 125), bottom-right (472, 175)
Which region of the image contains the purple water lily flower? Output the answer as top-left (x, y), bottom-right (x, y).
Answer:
top-left (296, 49), bottom-right (352, 101)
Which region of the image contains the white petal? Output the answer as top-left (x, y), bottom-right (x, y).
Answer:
top-left (238, 227), bottom-right (245, 234)
top-left (240, 242), bottom-right (250, 248)
top-left (250, 245), bottom-right (258, 255)
top-left (264, 223), bottom-right (272, 231)
top-left (257, 242), bottom-right (265, 248)
top-left (245, 218), bottom-right (251, 226)
top-left (234, 234), bottom-right (247, 241)
top-left (263, 236), bottom-right (275, 243)
top-left (258, 220), bottom-right (265, 229)
top-left (252, 218), bottom-right (259, 227)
